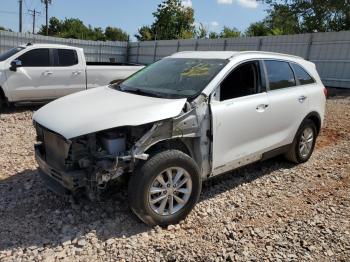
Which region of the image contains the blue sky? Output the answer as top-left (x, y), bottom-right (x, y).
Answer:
top-left (0, 0), bottom-right (268, 40)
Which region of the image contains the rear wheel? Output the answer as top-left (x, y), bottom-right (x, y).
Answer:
top-left (128, 150), bottom-right (201, 226)
top-left (285, 119), bottom-right (317, 163)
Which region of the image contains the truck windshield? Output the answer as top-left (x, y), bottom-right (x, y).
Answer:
top-left (0, 47), bottom-right (25, 62)
top-left (118, 58), bottom-right (228, 99)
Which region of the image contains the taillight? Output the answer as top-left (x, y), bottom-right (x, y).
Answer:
top-left (323, 87), bottom-right (328, 98)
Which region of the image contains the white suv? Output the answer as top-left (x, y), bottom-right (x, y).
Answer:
top-left (33, 51), bottom-right (327, 226)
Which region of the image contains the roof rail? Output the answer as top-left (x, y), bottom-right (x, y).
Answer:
top-left (234, 51), bottom-right (303, 60)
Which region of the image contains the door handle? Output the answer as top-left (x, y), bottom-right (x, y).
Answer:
top-left (298, 95), bottom-right (307, 103)
top-left (256, 104), bottom-right (269, 112)
top-left (72, 71), bottom-right (81, 76)
top-left (43, 71), bottom-right (53, 76)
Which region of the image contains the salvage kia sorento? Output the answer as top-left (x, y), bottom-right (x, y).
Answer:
top-left (33, 51), bottom-right (327, 226)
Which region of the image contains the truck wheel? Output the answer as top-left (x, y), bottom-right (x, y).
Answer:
top-left (285, 119), bottom-right (317, 164)
top-left (128, 150), bottom-right (201, 226)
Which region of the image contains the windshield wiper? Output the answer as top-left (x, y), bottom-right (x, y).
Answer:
top-left (120, 87), bottom-right (163, 98)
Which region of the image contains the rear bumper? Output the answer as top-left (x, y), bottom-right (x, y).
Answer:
top-left (35, 145), bottom-right (86, 195)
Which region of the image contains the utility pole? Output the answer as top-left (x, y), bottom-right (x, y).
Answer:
top-left (41, 0), bottom-right (52, 35)
top-left (28, 9), bottom-right (40, 34)
top-left (19, 0), bottom-right (23, 32)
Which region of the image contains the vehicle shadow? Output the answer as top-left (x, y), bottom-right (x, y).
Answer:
top-left (0, 104), bottom-right (42, 115)
top-left (0, 156), bottom-right (295, 252)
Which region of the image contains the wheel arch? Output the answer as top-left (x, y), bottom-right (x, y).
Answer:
top-left (145, 138), bottom-right (193, 158)
top-left (303, 111), bottom-right (322, 135)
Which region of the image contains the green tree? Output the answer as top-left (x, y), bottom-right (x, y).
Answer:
top-left (135, 0), bottom-right (195, 41)
top-left (38, 17), bottom-right (129, 41)
top-left (220, 26), bottom-right (241, 38)
top-left (105, 26), bottom-right (129, 41)
top-left (245, 21), bottom-right (271, 36)
top-left (209, 32), bottom-right (219, 39)
top-left (260, 0), bottom-right (350, 33)
top-left (135, 26), bottom-right (153, 41)
top-left (197, 23), bottom-right (208, 39)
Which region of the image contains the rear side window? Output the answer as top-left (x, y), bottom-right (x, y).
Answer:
top-left (265, 60), bottom-right (296, 90)
top-left (18, 49), bottom-right (50, 67)
top-left (54, 49), bottom-right (78, 66)
top-left (291, 63), bottom-right (315, 85)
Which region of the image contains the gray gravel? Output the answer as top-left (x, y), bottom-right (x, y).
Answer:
top-left (0, 95), bottom-right (349, 262)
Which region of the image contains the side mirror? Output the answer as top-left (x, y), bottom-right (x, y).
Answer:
top-left (10, 59), bottom-right (22, 72)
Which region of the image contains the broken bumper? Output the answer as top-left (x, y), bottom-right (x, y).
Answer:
top-left (35, 145), bottom-right (86, 195)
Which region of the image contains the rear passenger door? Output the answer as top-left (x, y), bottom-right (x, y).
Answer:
top-left (51, 48), bottom-right (86, 97)
top-left (263, 60), bottom-right (309, 148)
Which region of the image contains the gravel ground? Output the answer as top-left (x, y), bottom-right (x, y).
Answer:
top-left (0, 95), bottom-right (349, 262)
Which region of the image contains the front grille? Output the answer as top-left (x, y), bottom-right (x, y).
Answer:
top-left (34, 122), bottom-right (71, 171)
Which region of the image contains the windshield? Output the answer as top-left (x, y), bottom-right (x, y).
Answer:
top-left (0, 47), bottom-right (25, 62)
top-left (117, 58), bottom-right (228, 99)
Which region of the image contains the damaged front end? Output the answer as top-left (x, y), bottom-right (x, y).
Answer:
top-left (34, 94), bottom-right (211, 199)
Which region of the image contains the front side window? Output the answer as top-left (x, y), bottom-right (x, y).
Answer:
top-left (0, 47), bottom-right (25, 62)
top-left (54, 49), bottom-right (78, 66)
top-left (18, 49), bottom-right (50, 67)
top-left (265, 60), bottom-right (296, 90)
top-left (117, 58), bottom-right (228, 99)
top-left (291, 63), bottom-right (315, 85)
top-left (220, 61), bottom-right (260, 101)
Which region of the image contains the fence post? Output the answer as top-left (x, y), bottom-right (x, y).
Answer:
top-left (194, 39), bottom-right (198, 51)
top-left (153, 41), bottom-right (157, 62)
top-left (99, 43), bottom-right (102, 62)
top-left (136, 42), bottom-right (140, 64)
top-left (176, 40), bottom-right (180, 52)
top-left (305, 33), bottom-right (314, 60)
top-left (223, 39), bottom-right (227, 51)
top-left (258, 38), bottom-right (263, 51)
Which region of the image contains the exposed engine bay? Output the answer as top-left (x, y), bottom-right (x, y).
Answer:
top-left (34, 94), bottom-right (211, 199)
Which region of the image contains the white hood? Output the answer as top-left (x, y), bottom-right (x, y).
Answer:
top-left (33, 86), bottom-right (187, 139)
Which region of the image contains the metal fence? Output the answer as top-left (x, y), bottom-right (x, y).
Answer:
top-left (128, 31), bottom-right (350, 88)
top-left (1, 30), bottom-right (350, 88)
top-left (0, 30), bottom-right (128, 63)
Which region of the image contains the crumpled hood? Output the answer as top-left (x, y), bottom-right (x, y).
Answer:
top-left (33, 86), bottom-right (187, 139)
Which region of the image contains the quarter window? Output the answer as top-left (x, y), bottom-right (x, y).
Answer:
top-left (291, 63), bottom-right (315, 85)
top-left (18, 49), bottom-right (50, 67)
top-left (265, 60), bottom-right (296, 90)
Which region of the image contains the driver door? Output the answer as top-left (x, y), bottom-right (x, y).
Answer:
top-left (6, 48), bottom-right (56, 101)
top-left (210, 60), bottom-right (272, 175)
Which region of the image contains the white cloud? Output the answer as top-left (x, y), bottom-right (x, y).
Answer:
top-left (217, 0), bottom-right (258, 8)
top-left (217, 0), bottom-right (233, 4)
top-left (181, 0), bottom-right (192, 8)
top-left (237, 0), bottom-right (258, 8)
top-left (210, 21), bottom-right (220, 27)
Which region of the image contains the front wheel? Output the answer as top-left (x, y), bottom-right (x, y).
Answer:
top-left (128, 150), bottom-right (202, 226)
top-left (285, 119), bottom-right (317, 163)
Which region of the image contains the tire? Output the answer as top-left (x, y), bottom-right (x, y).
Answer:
top-left (128, 150), bottom-right (202, 226)
top-left (285, 119), bottom-right (317, 164)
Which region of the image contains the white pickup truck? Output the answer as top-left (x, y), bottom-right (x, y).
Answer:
top-left (0, 43), bottom-right (144, 108)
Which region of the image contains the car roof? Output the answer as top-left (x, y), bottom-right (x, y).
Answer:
top-left (170, 51), bottom-right (305, 63)
top-left (19, 43), bottom-right (80, 49)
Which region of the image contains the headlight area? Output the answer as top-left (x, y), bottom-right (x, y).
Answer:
top-left (68, 125), bottom-right (153, 196)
